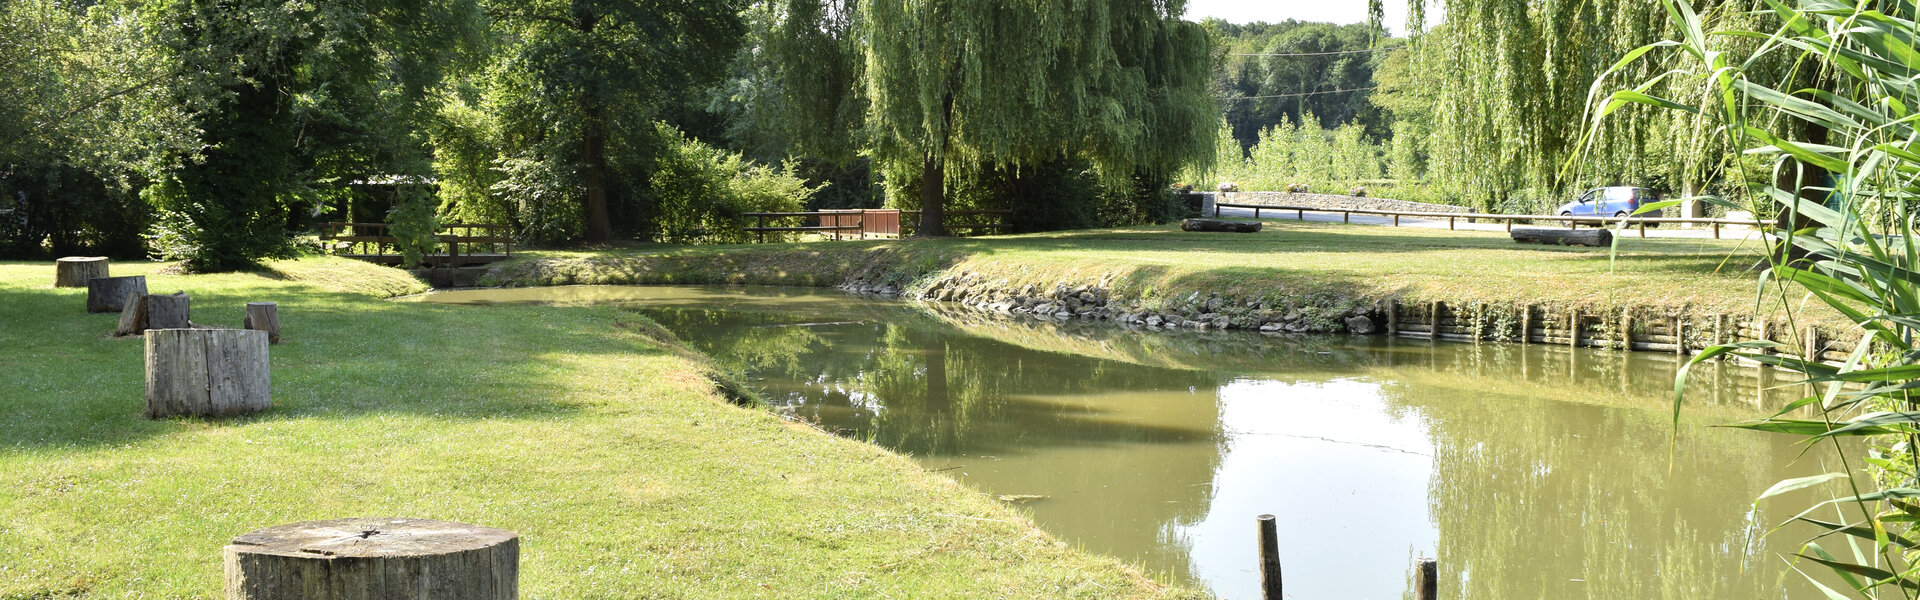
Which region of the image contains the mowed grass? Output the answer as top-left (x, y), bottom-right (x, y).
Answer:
top-left (0, 258), bottom-right (1193, 599)
top-left (496, 219), bottom-right (1792, 318)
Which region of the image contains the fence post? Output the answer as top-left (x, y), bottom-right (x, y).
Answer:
top-left (1256, 515), bottom-right (1282, 600)
top-left (1297, 208), bottom-right (1304, 220)
top-left (1713, 221), bottom-right (1721, 239)
top-left (1448, 216), bottom-right (1455, 230)
top-left (1414, 558), bottom-right (1437, 600)
top-left (1343, 210), bottom-right (1350, 223)
top-left (1393, 214), bottom-right (1400, 227)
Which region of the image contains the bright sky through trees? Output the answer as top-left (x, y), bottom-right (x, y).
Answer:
top-left (1183, 0), bottom-right (1430, 35)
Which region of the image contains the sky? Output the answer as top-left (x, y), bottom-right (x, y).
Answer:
top-left (1182, 1), bottom-right (1428, 37)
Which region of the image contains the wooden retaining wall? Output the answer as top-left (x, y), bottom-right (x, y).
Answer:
top-left (1382, 300), bottom-right (1866, 363)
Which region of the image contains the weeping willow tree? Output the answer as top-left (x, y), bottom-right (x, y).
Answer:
top-left (759, 0), bottom-right (1215, 236)
top-left (1386, 0), bottom-right (1775, 213)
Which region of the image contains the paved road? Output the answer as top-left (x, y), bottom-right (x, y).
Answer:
top-left (1210, 204), bottom-right (1762, 241)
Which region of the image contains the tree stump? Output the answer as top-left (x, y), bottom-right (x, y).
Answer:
top-left (146, 292), bottom-right (191, 330)
top-left (244, 302), bottom-right (281, 343)
top-left (55, 256), bottom-right (109, 288)
top-left (1511, 227), bottom-right (1613, 247)
top-left (115, 292), bottom-right (150, 336)
top-left (87, 275), bottom-right (147, 313)
top-left (145, 328), bottom-right (270, 418)
top-left (225, 517), bottom-right (519, 600)
top-left (1180, 219), bottom-right (1262, 233)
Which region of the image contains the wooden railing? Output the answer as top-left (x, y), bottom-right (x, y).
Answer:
top-left (744, 209), bottom-right (1011, 242)
top-left (1213, 203), bottom-right (1761, 239)
top-left (318, 222), bottom-right (513, 266)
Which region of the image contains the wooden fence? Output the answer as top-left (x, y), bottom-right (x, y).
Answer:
top-left (318, 222), bottom-right (513, 267)
top-left (1213, 202), bottom-right (1760, 239)
top-left (744, 209), bottom-right (1012, 242)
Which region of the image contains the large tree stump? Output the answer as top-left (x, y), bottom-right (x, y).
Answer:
top-left (1511, 227), bottom-right (1614, 247)
top-left (225, 517), bottom-right (519, 600)
top-left (145, 292), bottom-right (191, 329)
top-left (1180, 218), bottom-right (1262, 233)
top-left (87, 275), bottom-right (147, 313)
top-left (55, 256), bottom-right (109, 287)
top-left (244, 302), bottom-right (281, 343)
top-left (145, 328), bottom-right (270, 418)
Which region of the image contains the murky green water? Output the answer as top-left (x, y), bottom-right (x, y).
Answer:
top-left (417, 285), bottom-right (1848, 599)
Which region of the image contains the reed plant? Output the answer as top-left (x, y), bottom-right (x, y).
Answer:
top-left (1604, 0), bottom-right (1920, 594)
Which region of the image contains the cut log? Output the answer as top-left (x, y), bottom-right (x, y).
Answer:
top-left (1511, 227), bottom-right (1613, 247)
top-left (146, 292), bottom-right (191, 330)
top-left (243, 302), bottom-right (280, 344)
top-left (1181, 218), bottom-right (1262, 233)
top-left (225, 517), bottom-right (519, 600)
top-left (115, 292), bottom-right (150, 336)
top-left (87, 275), bottom-right (147, 313)
top-left (145, 328), bottom-right (270, 419)
top-left (55, 256), bottom-right (109, 287)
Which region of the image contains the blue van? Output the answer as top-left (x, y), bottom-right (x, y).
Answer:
top-left (1556, 187), bottom-right (1660, 218)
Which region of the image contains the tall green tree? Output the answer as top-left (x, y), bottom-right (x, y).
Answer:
top-left (764, 0), bottom-right (1215, 236)
top-left (143, 0), bottom-right (482, 271)
top-left (480, 0), bottom-right (747, 243)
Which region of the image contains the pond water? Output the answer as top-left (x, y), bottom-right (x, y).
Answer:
top-left (417, 285), bottom-right (1847, 599)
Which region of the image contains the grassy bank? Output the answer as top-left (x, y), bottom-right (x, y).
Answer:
top-left (485, 219), bottom-right (1805, 323)
top-left (0, 258), bottom-right (1191, 598)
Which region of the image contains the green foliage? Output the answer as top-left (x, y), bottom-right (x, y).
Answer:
top-left (386, 184), bottom-right (442, 267)
top-left (1615, 1), bottom-right (1920, 595)
top-left (762, 0), bottom-right (1215, 235)
top-left (647, 124), bottom-right (815, 244)
top-left (1208, 20), bottom-right (1394, 151)
top-left (475, 0), bottom-right (748, 242)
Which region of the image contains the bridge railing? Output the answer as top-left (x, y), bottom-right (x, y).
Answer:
top-left (318, 222), bottom-right (513, 266)
top-left (1213, 203), bottom-right (1761, 239)
top-left (743, 209), bottom-right (1011, 242)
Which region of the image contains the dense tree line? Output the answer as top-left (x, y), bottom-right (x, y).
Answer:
top-left (0, 0), bottom-right (1221, 269)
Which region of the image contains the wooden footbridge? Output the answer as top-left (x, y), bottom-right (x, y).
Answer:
top-left (319, 222), bottom-right (512, 267)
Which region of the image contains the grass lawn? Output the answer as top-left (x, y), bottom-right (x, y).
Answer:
top-left (489, 219), bottom-right (1803, 321)
top-left (0, 258), bottom-right (1192, 599)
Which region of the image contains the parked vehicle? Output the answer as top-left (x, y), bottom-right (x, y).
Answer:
top-left (1556, 186), bottom-right (1661, 219)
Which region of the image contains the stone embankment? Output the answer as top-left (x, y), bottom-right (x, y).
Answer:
top-left (843, 271), bottom-right (1385, 336)
top-left (1202, 191), bottom-right (1473, 215)
top-left (840, 270), bottom-right (1865, 363)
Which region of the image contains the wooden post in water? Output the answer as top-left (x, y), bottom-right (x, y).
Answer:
top-left (1256, 515), bottom-right (1282, 600)
top-left (1414, 558), bottom-right (1438, 600)
top-left (1569, 308), bottom-right (1582, 348)
top-left (1519, 304), bottom-right (1532, 345)
top-left (1387, 301), bottom-right (1399, 337)
top-left (1429, 301), bottom-right (1442, 341)
top-left (1621, 311), bottom-right (1634, 351)
top-left (1804, 325), bottom-right (1821, 362)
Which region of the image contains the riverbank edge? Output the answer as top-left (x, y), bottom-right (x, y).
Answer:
top-left (476, 243), bottom-right (1862, 363)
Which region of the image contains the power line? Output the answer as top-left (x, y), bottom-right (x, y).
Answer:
top-left (1224, 86), bottom-right (1379, 101)
top-left (1230, 47), bottom-right (1403, 57)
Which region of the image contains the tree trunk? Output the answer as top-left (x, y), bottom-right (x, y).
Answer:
top-left (582, 117), bottom-right (612, 243)
top-left (245, 302), bottom-right (281, 344)
top-left (1180, 219), bottom-right (1262, 233)
top-left (1511, 227), bottom-right (1613, 247)
top-left (577, 7), bottom-right (612, 244)
top-left (55, 256), bottom-right (108, 288)
top-left (917, 154), bottom-right (947, 237)
top-left (145, 328), bottom-right (270, 419)
top-left (224, 517), bottom-right (518, 600)
top-left (87, 275), bottom-right (147, 313)
top-left (915, 92), bottom-right (956, 238)
top-left (146, 292), bottom-right (191, 330)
